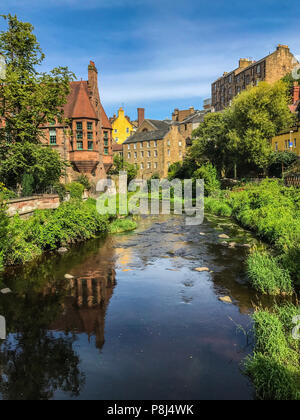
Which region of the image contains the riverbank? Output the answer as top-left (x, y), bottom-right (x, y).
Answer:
top-left (204, 179), bottom-right (300, 400)
top-left (0, 197), bottom-right (137, 269)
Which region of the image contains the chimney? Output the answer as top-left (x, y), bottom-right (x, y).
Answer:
top-left (292, 82), bottom-right (300, 103)
top-left (239, 58), bottom-right (252, 69)
top-left (88, 61), bottom-right (98, 96)
top-left (137, 108), bottom-right (145, 126)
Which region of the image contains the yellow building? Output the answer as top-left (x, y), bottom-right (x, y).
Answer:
top-left (272, 124), bottom-right (300, 156)
top-left (110, 107), bottom-right (135, 144)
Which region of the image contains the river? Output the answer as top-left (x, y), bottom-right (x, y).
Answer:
top-left (0, 214), bottom-right (274, 400)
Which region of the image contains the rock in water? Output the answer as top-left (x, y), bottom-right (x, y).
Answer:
top-left (219, 296), bottom-right (232, 304)
top-left (228, 242), bottom-right (236, 248)
top-left (1, 288), bottom-right (12, 295)
top-left (58, 247), bottom-right (68, 254)
top-left (194, 267), bottom-right (210, 272)
top-left (199, 232), bottom-right (206, 236)
top-left (64, 274), bottom-right (74, 280)
top-left (219, 234), bottom-right (230, 239)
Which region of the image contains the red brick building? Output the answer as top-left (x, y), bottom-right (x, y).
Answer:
top-left (40, 61), bottom-right (113, 182)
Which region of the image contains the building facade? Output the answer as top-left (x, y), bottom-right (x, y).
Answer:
top-left (123, 119), bottom-right (186, 179)
top-left (212, 45), bottom-right (297, 112)
top-left (40, 61), bottom-right (113, 182)
top-left (271, 83), bottom-right (300, 156)
top-left (110, 107), bottom-right (135, 144)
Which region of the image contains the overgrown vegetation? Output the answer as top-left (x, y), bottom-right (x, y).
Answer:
top-left (109, 218), bottom-right (137, 234)
top-left (245, 304), bottom-right (300, 400)
top-left (247, 251), bottom-right (293, 296)
top-left (2, 199), bottom-right (110, 266)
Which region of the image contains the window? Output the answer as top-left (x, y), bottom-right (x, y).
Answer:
top-left (104, 131), bottom-right (109, 139)
top-left (147, 162), bottom-right (151, 169)
top-left (257, 64), bottom-right (261, 74)
top-left (154, 150), bottom-right (157, 157)
top-left (77, 130), bottom-right (83, 140)
top-left (88, 131), bottom-right (93, 140)
top-left (140, 163), bottom-right (144, 170)
top-left (147, 151), bottom-right (151, 157)
top-left (104, 139), bottom-right (109, 146)
top-left (167, 140), bottom-right (170, 146)
top-left (179, 151), bottom-right (182, 157)
top-left (49, 129), bottom-right (57, 145)
top-left (128, 144), bottom-right (130, 150)
top-left (141, 151), bottom-right (144, 158)
top-left (76, 122), bottom-right (83, 130)
top-left (104, 147), bottom-right (109, 155)
top-left (87, 122), bottom-right (93, 131)
top-left (134, 144), bottom-right (137, 149)
top-left (77, 141), bottom-right (83, 150)
top-left (178, 141), bottom-right (182, 147)
top-left (147, 141), bottom-right (150, 148)
top-left (115, 138), bottom-right (118, 143)
top-left (88, 141), bottom-right (93, 150)
top-left (294, 139), bottom-right (297, 148)
top-left (128, 152), bottom-right (131, 159)
top-left (275, 142), bottom-right (278, 151)
top-left (229, 75), bottom-right (232, 83)
top-left (154, 162), bottom-right (158, 169)
top-left (134, 152), bottom-right (137, 159)
top-left (114, 129), bottom-right (118, 133)
top-left (168, 150), bottom-right (170, 156)
top-left (140, 142), bottom-right (143, 149)
top-left (154, 141), bottom-right (157, 148)
top-left (126, 127), bottom-right (130, 134)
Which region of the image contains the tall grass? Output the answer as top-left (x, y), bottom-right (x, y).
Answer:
top-left (246, 251), bottom-right (293, 296)
top-left (245, 305), bottom-right (300, 400)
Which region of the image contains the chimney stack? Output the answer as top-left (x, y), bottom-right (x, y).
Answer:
top-left (138, 108), bottom-right (145, 127)
top-left (292, 82), bottom-right (300, 104)
top-left (88, 61), bottom-right (98, 97)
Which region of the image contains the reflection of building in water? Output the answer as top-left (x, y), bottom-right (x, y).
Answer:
top-left (52, 255), bottom-right (116, 350)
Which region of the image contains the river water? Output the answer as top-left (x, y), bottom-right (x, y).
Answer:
top-left (0, 214), bottom-right (273, 400)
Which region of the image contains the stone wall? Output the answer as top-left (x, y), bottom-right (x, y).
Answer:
top-left (7, 195), bottom-right (61, 217)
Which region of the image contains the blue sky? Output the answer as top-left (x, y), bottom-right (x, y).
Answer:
top-left (1, 0), bottom-right (300, 120)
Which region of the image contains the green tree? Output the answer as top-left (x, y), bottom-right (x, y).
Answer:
top-left (190, 112), bottom-right (234, 177)
top-left (226, 81), bottom-right (295, 176)
top-left (0, 142), bottom-right (68, 191)
top-left (0, 14), bottom-right (74, 144)
top-left (109, 154), bottom-right (137, 184)
top-left (193, 163), bottom-right (220, 196)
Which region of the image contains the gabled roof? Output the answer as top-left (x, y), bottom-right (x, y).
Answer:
top-left (100, 103), bottom-right (112, 129)
top-left (124, 128), bottom-right (169, 144)
top-left (64, 81), bottom-right (98, 120)
top-left (181, 110), bottom-right (207, 124)
top-left (146, 119), bottom-right (170, 130)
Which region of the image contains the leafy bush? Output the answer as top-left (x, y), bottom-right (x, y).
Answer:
top-left (21, 173), bottom-right (34, 197)
top-left (0, 142), bottom-right (67, 191)
top-left (193, 163), bottom-right (221, 196)
top-left (66, 182), bottom-right (84, 200)
top-left (76, 174), bottom-right (91, 191)
top-left (109, 218), bottom-right (137, 234)
top-left (2, 200), bottom-right (110, 265)
top-left (205, 197), bottom-right (232, 217)
top-left (245, 305), bottom-right (300, 400)
top-left (54, 182), bottom-right (67, 202)
top-left (0, 183), bottom-right (16, 200)
top-left (246, 251), bottom-right (293, 295)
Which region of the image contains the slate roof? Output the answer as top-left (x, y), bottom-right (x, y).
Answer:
top-left (124, 128), bottom-right (169, 144)
top-left (146, 120), bottom-right (170, 130)
top-left (180, 110), bottom-right (207, 125)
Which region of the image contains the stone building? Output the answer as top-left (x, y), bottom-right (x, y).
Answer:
top-left (40, 61), bottom-right (113, 182)
top-left (177, 109), bottom-right (208, 146)
top-left (212, 45), bottom-right (297, 112)
top-left (110, 107), bottom-right (140, 144)
top-left (123, 119), bottom-right (186, 179)
top-left (271, 83), bottom-right (300, 157)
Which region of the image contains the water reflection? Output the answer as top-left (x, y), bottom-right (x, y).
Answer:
top-left (0, 214), bottom-right (290, 400)
top-left (0, 237), bottom-right (117, 400)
